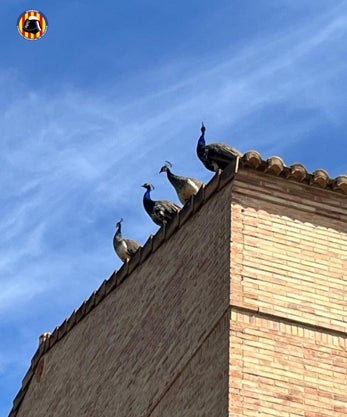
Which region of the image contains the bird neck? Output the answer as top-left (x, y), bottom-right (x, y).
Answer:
top-left (144, 188), bottom-right (151, 200)
top-left (115, 225), bottom-right (122, 241)
top-left (143, 189), bottom-right (155, 211)
top-left (197, 131), bottom-right (205, 147)
top-left (167, 169), bottom-right (182, 185)
top-left (166, 168), bottom-right (174, 180)
top-left (197, 132), bottom-right (206, 159)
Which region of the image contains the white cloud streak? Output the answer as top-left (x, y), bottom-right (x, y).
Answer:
top-left (1, 3), bottom-right (347, 309)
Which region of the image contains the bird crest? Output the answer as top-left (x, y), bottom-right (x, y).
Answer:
top-left (141, 183), bottom-right (155, 191)
top-left (159, 161), bottom-right (173, 173)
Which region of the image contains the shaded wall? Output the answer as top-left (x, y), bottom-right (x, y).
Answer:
top-left (16, 184), bottom-right (231, 417)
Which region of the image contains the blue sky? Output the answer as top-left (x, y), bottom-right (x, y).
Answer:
top-left (1, 0), bottom-right (347, 414)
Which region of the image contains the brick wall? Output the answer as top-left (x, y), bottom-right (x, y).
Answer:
top-left (15, 183), bottom-right (231, 417)
top-left (229, 310), bottom-right (347, 417)
top-left (230, 170), bottom-right (347, 416)
top-left (13, 167), bottom-right (347, 417)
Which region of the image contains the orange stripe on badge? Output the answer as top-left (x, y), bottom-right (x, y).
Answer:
top-left (31, 11), bottom-right (38, 38)
top-left (35, 14), bottom-right (40, 38)
top-left (24, 12), bottom-right (29, 36)
top-left (29, 10), bottom-right (35, 38)
top-left (39, 14), bottom-right (45, 36)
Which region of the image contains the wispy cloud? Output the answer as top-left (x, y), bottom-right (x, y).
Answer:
top-left (2, 3), bottom-right (347, 310)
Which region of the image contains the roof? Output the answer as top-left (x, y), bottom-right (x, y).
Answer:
top-left (243, 150), bottom-right (347, 192)
top-left (8, 151), bottom-right (347, 417)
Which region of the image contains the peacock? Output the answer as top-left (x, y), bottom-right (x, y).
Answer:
top-left (196, 122), bottom-right (242, 172)
top-left (159, 161), bottom-right (204, 205)
top-left (113, 218), bottom-right (141, 262)
top-left (142, 183), bottom-right (181, 226)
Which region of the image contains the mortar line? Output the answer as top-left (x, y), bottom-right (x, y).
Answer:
top-left (231, 304), bottom-right (347, 338)
top-left (146, 304), bottom-right (230, 417)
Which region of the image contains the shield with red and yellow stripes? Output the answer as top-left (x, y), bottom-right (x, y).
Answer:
top-left (17, 10), bottom-right (48, 40)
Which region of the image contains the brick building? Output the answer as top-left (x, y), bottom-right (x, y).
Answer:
top-left (9, 152), bottom-right (347, 417)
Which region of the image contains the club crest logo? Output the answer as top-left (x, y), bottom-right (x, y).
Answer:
top-left (17, 10), bottom-right (48, 40)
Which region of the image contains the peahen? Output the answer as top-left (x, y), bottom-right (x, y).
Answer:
top-left (196, 122), bottom-right (242, 172)
top-left (113, 218), bottom-right (141, 262)
top-left (159, 161), bottom-right (204, 205)
top-left (142, 183), bottom-right (181, 226)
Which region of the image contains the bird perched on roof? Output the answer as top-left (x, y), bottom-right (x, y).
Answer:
top-left (196, 122), bottom-right (242, 172)
top-left (142, 183), bottom-right (181, 226)
top-left (113, 218), bottom-right (141, 262)
top-left (159, 161), bottom-right (204, 205)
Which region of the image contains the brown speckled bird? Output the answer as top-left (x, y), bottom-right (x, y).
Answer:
top-left (159, 161), bottom-right (204, 205)
top-left (113, 218), bottom-right (141, 262)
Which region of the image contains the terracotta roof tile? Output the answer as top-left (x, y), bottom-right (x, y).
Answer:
top-left (241, 150), bottom-right (347, 194)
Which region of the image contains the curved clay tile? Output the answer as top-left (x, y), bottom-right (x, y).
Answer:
top-left (265, 156), bottom-right (285, 176)
top-left (242, 150), bottom-right (262, 168)
top-left (311, 169), bottom-right (330, 188)
top-left (287, 163), bottom-right (308, 182)
top-left (333, 175), bottom-right (347, 194)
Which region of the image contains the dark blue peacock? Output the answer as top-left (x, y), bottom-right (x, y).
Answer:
top-left (142, 183), bottom-right (181, 226)
top-left (196, 122), bottom-right (242, 172)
